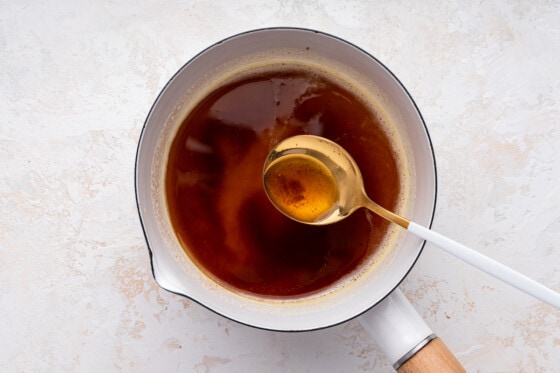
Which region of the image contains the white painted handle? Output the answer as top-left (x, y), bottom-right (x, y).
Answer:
top-left (408, 222), bottom-right (560, 309)
top-left (358, 289), bottom-right (434, 368)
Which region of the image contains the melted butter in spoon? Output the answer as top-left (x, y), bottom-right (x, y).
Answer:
top-left (263, 154), bottom-right (338, 222)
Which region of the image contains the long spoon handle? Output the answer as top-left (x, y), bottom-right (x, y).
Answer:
top-left (408, 222), bottom-right (560, 309)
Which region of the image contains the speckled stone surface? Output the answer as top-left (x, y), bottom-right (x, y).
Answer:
top-left (1, 1), bottom-right (559, 372)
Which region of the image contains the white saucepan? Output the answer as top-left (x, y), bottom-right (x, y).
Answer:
top-left (135, 28), bottom-right (464, 372)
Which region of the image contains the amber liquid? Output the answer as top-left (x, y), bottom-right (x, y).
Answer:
top-left (165, 68), bottom-right (401, 296)
top-left (263, 154), bottom-right (339, 223)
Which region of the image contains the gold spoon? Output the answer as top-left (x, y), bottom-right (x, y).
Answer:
top-left (263, 134), bottom-right (560, 309)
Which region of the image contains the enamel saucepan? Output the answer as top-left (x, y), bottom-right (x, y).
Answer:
top-left (135, 28), bottom-right (464, 371)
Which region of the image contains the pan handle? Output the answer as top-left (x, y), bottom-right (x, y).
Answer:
top-left (358, 288), bottom-right (465, 372)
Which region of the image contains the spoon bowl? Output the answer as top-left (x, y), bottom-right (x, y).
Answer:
top-left (264, 135), bottom-right (409, 227)
top-left (263, 135), bottom-right (364, 225)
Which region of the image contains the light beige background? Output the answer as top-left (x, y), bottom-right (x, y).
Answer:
top-left (1, 1), bottom-right (559, 372)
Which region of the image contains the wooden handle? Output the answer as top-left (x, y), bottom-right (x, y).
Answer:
top-left (397, 337), bottom-right (465, 373)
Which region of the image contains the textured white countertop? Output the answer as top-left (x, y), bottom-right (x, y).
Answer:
top-left (2, 1), bottom-right (559, 372)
